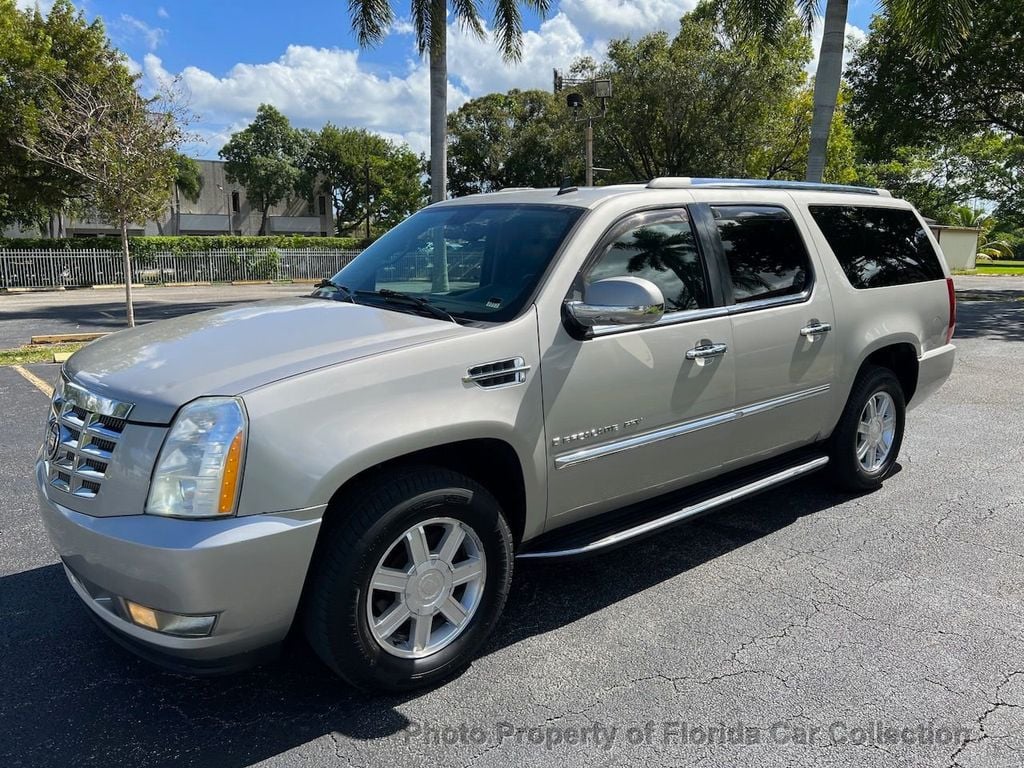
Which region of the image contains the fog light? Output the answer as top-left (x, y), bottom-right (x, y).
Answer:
top-left (124, 600), bottom-right (217, 637)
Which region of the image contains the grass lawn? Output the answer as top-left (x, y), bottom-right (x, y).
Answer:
top-left (957, 261), bottom-right (1024, 275)
top-left (0, 343), bottom-right (85, 366)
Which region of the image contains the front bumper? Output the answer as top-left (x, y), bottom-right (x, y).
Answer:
top-left (36, 461), bottom-right (323, 672)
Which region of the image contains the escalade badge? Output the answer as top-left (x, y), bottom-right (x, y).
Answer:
top-left (45, 421), bottom-right (60, 460)
top-left (551, 417), bottom-right (643, 447)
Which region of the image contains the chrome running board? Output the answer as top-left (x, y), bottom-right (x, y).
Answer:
top-left (517, 455), bottom-right (829, 559)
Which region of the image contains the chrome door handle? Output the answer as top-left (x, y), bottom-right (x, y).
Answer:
top-left (800, 321), bottom-right (832, 337)
top-left (686, 342), bottom-right (728, 360)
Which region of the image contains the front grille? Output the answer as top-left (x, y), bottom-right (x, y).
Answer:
top-left (44, 378), bottom-right (133, 499)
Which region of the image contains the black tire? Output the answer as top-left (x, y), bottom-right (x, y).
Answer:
top-left (302, 466), bottom-right (513, 692)
top-left (828, 365), bottom-right (906, 492)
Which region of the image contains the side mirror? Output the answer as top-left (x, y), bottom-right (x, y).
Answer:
top-left (565, 276), bottom-right (665, 328)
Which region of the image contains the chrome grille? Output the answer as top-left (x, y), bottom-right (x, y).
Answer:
top-left (45, 377), bottom-right (133, 498)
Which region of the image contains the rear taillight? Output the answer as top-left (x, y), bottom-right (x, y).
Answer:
top-left (946, 277), bottom-right (956, 344)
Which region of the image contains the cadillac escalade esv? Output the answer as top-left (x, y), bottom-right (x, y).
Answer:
top-left (36, 178), bottom-right (956, 691)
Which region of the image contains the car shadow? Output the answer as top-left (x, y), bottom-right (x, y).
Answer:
top-left (953, 288), bottom-right (1024, 342)
top-left (1, 474), bottom-right (861, 768)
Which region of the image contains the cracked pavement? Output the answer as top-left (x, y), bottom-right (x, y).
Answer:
top-left (1, 275), bottom-right (1022, 768)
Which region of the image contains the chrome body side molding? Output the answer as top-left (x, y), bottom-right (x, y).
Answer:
top-left (554, 384), bottom-right (831, 470)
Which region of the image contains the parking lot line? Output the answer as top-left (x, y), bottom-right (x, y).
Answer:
top-left (12, 364), bottom-right (54, 398)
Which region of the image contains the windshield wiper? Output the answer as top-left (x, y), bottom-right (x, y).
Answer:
top-left (311, 279), bottom-right (356, 303)
top-left (357, 289), bottom-right (459, 324)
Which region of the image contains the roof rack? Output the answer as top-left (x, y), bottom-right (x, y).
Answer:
top-left (646, 177), bottom-right (891, 197)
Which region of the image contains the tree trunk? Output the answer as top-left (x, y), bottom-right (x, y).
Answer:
top-left (428, 0), bottom-right (449, 292)
top-left (120, 219), bottom-right (135, 327)
top-left (259, 205), bottom-right (268, 236)
top-left (806, 0), bottom-right (848, 183)
top-left (429, 0), bottom-right (447, 204)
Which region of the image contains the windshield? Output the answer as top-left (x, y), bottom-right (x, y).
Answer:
top-left (328, 203), bottom-right (584, 322)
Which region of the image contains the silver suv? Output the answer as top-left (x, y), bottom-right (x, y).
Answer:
top-left (36, 178), bottom-right (956, 690)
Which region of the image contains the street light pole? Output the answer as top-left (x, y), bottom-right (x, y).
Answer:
top-left (585, 118), bottom-right (594, 187)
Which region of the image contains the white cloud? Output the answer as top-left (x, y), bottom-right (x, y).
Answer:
top-left (116, 14), bottom-right (165, 51)
top-left (558, 0), bottom-right (696, 39)
top-left (807, 15), bottom-right (867, 74)
top-left (447, 12), bottom-right (601, 95)
top-left (143, 48), bottom-right (467, 157)
top-left (157, 6), bottom-right (169, 19)
top-left (14, 0), bottom-right (54, 11)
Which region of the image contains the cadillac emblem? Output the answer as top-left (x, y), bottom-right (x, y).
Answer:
top-left (45, 421), bottom-right (60, 461)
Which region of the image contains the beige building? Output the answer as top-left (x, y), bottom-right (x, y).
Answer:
top-left (4, 158), bottom-right (333, 238)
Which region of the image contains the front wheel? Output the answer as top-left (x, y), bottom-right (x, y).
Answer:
top-left (302, 467), bottom-right (513, 691)
top-left (828, 365), bottom-right (906, 491)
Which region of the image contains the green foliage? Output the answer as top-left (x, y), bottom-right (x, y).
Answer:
top-left (229, 248), bottom-right (280, 279)
top-left (219, 105), bottom-right (306, 234)
top-left (0, 235), bottom-right (369, 255)
top-left (0, 0), bottom-right (131, 229)
top-left (173, 155), bottom-right (203, 203)
top-left (447, 89), bottom-right (575, 195)
top-left (348, 0), bottom-right (550, 61)
top-left (748, 84), bottom-right (858, 183)
top-left (583, 2), bottom-right (811, 181)
top-left (848, 5), bottom-right (1024, 155)
top-left (299, 125), bottom-right (425, 234)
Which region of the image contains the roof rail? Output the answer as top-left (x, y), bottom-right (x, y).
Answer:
top-left (646, 177), bottom-right (891, 197)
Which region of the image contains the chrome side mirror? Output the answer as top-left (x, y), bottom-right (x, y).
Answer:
top-left (565, 276), bottom-right (665, 328)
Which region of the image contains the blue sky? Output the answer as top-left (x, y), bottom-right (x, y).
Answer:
top-left (19, 1), bottom-right (878, 158)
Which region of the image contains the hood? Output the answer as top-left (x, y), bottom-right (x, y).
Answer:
top-left (65, 297), bottom-right (470, 423)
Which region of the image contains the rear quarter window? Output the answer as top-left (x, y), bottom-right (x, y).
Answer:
top-left (808, 205), bottom-right (944, 289)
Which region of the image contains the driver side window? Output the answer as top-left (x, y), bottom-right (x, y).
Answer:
top-left (586, 209), bottom-right (711, 313)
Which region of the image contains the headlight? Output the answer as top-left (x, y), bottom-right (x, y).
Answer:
top-left (146, 397), bottom-right (247, 519)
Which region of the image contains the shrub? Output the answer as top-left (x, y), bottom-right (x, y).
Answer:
top-left (0, 235), bottom-right (370, 254)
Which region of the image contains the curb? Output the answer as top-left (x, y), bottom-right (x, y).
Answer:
top-left (92, 283), bottom-right (145, 289)
top-left (2, 286), bottom-right (66, 293)
top-left (30, 332), bottom-right (108, 344)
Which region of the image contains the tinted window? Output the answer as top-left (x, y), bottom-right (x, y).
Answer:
top-left (329, 204), bottom-right (583, 323)
top-left (712, 205), bottom-right (811, 303)
top-left (587, 210), bottom-right (710, 312)
top-left (809, 205), bottom-right (944, 289)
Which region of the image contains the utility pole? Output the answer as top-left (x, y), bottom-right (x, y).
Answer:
top-left (555, 71), bottom-right (612, 187)
top-left (584, 119), bottom-right (594, 187)
top-left (364, 161), bottom-right (371, 241)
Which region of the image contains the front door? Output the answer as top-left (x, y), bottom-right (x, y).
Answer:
top-left (540, 208), bottom-right (737, 525)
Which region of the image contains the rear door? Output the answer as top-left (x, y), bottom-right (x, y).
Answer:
top-left (693, 197), bottom-right (837, 468)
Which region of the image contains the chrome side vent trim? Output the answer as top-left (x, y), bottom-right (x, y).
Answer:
top-left (463, 357), bottom-right (530, 389)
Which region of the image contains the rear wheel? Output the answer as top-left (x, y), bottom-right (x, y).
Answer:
top-left (303, 466), bottom-right (513, 691)
top-left (828, 365), bottom-right (906, 491)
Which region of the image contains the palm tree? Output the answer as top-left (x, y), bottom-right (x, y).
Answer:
top-left (726, 0), bottom-right (976, 182)
top-left (346, 0), bottom-right (549, 204)
top-left (947, 205), bottom-right (1015, 261)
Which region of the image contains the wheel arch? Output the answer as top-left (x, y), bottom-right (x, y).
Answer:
top-left (318, 437), bottom-right (530, 548)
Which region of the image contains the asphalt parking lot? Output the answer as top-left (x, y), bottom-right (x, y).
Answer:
top-left (2, 277), bottom-right (1023, 768)
top-left (0, 284), bottom-right (309, 349)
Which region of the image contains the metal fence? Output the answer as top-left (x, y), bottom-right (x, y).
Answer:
top-left (0, 248), bottom-right (362, 289)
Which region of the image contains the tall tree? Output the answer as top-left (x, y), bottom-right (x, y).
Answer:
top-left (345, 0), bottom-right (550, 204)
top-left (447, 89), bottom-right (574, 195)
top-left (219, 104), bottom-right (304, 235)
top-left (17, 78), bottom-right (189, 326)
top-left (300, 124), bottom-right (424, 235)
top-left (721, 0), bottom-right (978, 182)
top-left (579, 4), bottom-right (810, 182)
top-left (0, 0), bottom-right (130, 231)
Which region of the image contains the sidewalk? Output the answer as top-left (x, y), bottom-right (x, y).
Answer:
top-left (0, 283), bottom-right (309, 350)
